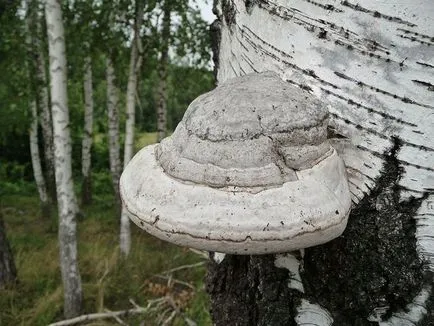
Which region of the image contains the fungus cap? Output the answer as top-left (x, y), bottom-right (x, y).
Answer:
top-left (120, 72), bottom-right (351, 254)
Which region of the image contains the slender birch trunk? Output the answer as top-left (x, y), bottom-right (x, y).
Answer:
top-left (120, 0), bottom-right (144, 256)
top-left (29, 100), bottom-right (50, 218)
top-left (26, 0), bottom-right (50, 218)
top-left (35, 9), bottom-right (55, 201)
top-left (156, 0), bottom-right (171, 142)
top-left (45, 0), bottom-right (82, 318)
top-left (106, 57), bottom-right (122, 213)
top-left (81, 55), bottom-right (94, 206)
top-left (208, 1), bottom-right (434, 325)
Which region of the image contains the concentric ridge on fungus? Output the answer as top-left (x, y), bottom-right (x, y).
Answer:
top-left (120, 71), bottom-right (352, 254)
top-left (156, 71), bottom-right (333, 188)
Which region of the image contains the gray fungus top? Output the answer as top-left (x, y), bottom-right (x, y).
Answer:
top-left (157, 72), bottom-right (332, 188)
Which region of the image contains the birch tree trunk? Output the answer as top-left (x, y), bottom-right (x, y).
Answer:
top-left (29, 100), bottom-right (50, 218)
top-left (81, 55), bottom-right (94, 206)
top-left (156, 0), bottom-right (171, 142)
top-left (106, 57), bottom-right (122, 213)
top-left (120, 0), bottom-right (144, 256)
top-left (26, 0), bottom-right (50, 218)
top-left (207, 1), bottom-right (434, 325)
top-left (45, 0), bottom-right (82, 318)
top-left (0, 211), bottom-right (17, 288)
top-left (35, 8), bottom-right (56, 202)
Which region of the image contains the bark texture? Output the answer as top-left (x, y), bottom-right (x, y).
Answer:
top-left (120, 0), bottom-right (144, 256)
top-left (45, 0), bottom-right (82, 318)
top-left (207, 255), bottom-right (301, 326)
top-left (81, 55), bottom-right (93, 206)
top-left (208, 0), bottom-right (434, 324)
top-left (0, 211), bottom-right (17, 288)
top-left (156, 0), bottom-right (171, 142)
top-left (106, 57), bottom-right (122, 212)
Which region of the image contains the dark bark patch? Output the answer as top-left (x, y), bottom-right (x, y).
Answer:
top-left (222, 0), bottom-right (237, 30)
top-left (81, 175), bottom-right (92, 206)
top-left (302, 137), bottom-right (430, 325)
top-left (210, 19), bottom-right (222, 81)
top-left (206, 255), bottom-right (301, 326)
top-left (0, 210), bottom-right (17, 288)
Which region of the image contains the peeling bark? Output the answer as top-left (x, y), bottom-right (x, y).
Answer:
top-left (156, 0), bottom-right (171, 142)
top-left (45, 0), bottom-right (82, 318)
top-left (81, 55), bottom-right (93, 206)
top-left (120, 0), bottom-right (144, 257)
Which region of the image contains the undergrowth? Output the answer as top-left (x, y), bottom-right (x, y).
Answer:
top-left (0, 191), bottom-right (211, 326)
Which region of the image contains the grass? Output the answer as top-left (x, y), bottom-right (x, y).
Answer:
top-left (0, 191), bottom-right (211, 326)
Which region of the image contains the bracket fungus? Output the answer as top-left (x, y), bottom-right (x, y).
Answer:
top-left (120, 72), bottom-right (351, 255)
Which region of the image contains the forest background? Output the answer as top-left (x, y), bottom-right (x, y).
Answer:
top-left (0, 0), bottom-right (214, 325)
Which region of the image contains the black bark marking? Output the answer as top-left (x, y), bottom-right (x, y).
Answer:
top-left (286, 79), bottom-right (313, 93)
top-left (340, 0), bottom-right (417, 27)
top-left (252, 1), bottom-right (402, 67)
top-left (355, 144), bottom-right (434, 173)
top-left (302, 0), bottom-right (344, 13)
top-left (417, 61), bottom-right (434, 69)
top-left (398, 34), bottom-right (434, 46)
top-left (412, 80), bottom-right (434, 91)
top-left (331, 72), bottom-right (434, 109)
top-left (206, 255), bottom-right (301, 326)
top-left (324, 89), bottom-right (418, 128)
top-left (302, 138), bottom-right (430, 324)
top-left (241, 24), bottom-right (342, 90)
top-left (397, 28), bottom-right (434, 41)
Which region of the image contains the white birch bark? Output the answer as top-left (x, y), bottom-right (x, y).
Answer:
top-left (81, 55), bottom-right (94, 205)
top-left (120, 0), bottom-right (144, 256)
top-left (156, 1), bottom-right (171, 142)
top-left (36, 7), bottom-right (55, 196)
top-left (106, 56), bottom-right (122, 210)
top-left (218, 0), bottom-right (434, 269)
top-left (26, 0), bottom-right (50, 218)
top-left (216, 0), bottom-right (433, 324)
top-left (45, 0), bottom-right (82, 318)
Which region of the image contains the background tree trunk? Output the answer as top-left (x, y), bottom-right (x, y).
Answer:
top-left (156, 0), bottom-right (171, 142)
top-left (29, 100), bottom-right (50, 218)
top-left (45, 0), bottom-right (82, 318)
top-left (0, 210), bottom-right (17, 288)
top-left (26, 0), bottom-right (50, 218)
top-left (81, 54), bottom-right (94, 206)
top-left (35, 6), bottom-right (56, 202)
top-left (208, 0), bottom-right (434, 325)
top-left (106, 56), bottom-right (122, 214)
top-left (120, 0), bottom-right (144, 257)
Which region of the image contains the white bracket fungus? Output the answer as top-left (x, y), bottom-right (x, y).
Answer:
top-left (120, 72), bottom-right (352, 254)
